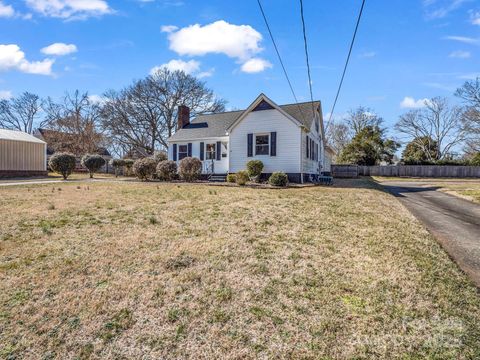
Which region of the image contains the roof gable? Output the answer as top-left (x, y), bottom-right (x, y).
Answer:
top-left (0, 128), bottom-right (46, 144)
top-left (227, 94), bottom-right (302, 132)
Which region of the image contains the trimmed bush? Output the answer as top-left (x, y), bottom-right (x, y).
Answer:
top-left (235, 170), bottom-right (249, 186)
top-left (123, 159), bottom-right (135, 176)
top-left (81, 154), bottom-right (106, 178)
top-left (133, 157), bottom-right (157, 181)
top-left (157, 160), bottom-right (177, 181)
top-left (178, 157), bottom-right (202, 182)
top-left (246, 160), bottom-right (264, 181)
top-left (153, 151), bottom-right (168, 163)
top-left (268, 172), bottom-right (288, 187)
top-left (49, 152), bottom-right (76, 180)
top-left (110, 158), bottom-right (125, 177)
top-left (226, 173), bottom-right (236, 183)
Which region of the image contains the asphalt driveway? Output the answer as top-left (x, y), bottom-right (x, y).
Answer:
top-left (379, 180), bottom-right (480, 287)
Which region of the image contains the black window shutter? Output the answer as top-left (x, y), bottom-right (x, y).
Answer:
top-left (187, 143), bottom-right (192, 157)
top-left (173, 144), bottom-right (177, 161)
top-left (216, 141), bottom-right (221, 161)
top-left (310, 139), bottom-right (313, 159)
top-left (200, 142), bottom-right (204, 160)
top-left (247, 133), bottom-right (253, 157)
top-left (306, 136), bottom-right (309, 158)
top-left (270, 132), bottom-right (277, 156)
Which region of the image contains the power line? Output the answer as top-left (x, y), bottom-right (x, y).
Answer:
top-left (326, 0), bottom-right (366, 131)
top-left (256, 0), bottom-right (307, 124)
top-left (299, 0), bottom-right (316, 118)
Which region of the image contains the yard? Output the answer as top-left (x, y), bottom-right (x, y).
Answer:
top-left (1, 179), bottom-right (480, 359)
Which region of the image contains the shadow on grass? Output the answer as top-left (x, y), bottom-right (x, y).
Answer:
top-left (332, 176), bottom-right (442, 198)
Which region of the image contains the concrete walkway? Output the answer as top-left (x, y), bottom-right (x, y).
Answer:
top-left (380, 180), bottom-right (480, 287)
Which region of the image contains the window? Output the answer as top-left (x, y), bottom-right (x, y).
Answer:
top-left (206, 143), bottom-right (216, 160)
top-left (178, 145), bottom-right (188, 160)
top-left (255, 134), bottom-right (269, 155)
top-left (221, 142), bottom-right (228, 158)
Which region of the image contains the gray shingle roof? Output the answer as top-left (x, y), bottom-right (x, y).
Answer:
top-left (168, 100), bottom-right (321, 142)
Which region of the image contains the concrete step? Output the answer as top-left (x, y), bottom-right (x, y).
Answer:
top-left (209, 174), bottom-right (227, 182)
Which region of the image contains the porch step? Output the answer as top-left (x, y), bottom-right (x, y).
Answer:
top-left (209, 174), bottom-right (227, 182)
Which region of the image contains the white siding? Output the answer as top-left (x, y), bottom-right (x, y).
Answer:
top-left (168, 137), bottom-right (229, 174)
top-left (229, 109), bottom-right (301, 173)
top-left (301, 116), bottom-right (324, 175)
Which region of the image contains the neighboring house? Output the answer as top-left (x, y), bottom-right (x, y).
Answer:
top-left (0, 128), bottom-right (47, 178)
top-left (167, 93), bottom-right (327, 183)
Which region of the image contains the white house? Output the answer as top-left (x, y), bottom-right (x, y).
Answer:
top-left (167, 94), bottom-right (327, 183)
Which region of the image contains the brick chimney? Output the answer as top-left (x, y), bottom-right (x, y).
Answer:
top-left (177, 105), bottom-right (190, 130)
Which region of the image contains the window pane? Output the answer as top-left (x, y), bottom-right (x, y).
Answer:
top-left (256, 135), bottom-right (269, 145)
top-left (179, 145), bottom-right (187, 152)
top-left (255, 135), bottom-right (269, 155)
top-left (206, 143), bottom-right (216, 160)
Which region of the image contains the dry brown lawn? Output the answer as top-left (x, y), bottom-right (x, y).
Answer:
top-left (1, 179), bottom-right (480, 359)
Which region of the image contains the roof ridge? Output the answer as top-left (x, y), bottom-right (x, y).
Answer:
top-left (194, 100), bottom-right (320, 120)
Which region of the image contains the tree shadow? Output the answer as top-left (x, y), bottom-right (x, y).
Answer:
top-left (331, 176), bottom-right (442, 197)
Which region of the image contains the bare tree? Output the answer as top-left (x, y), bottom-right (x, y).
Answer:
top-left (345, 106), bottom-right (383, 135)
top-left (395, 97), bottom-right (467, 160)
top-left (0, 92), bottom-right (45, 134)
top-left (325, 121), bottom-right (351, 159)
top-left (43, 90), bottom-right (105, 155)
top-left (100, 68), bottom-right (226, 155)
top-left (455, 77), bottom-right (480, 154)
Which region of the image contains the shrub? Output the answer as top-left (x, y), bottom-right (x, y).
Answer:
top-left (49, 152), bottom-right (76, 180)
top-left (123, 159), bottom-right (135, 176)
top-left (109, 158), bottom-right (125, 177)
top-left (268, 172), bottom-right (288, 187)
top-left (133, 157), bottom-right (157, 181)
top-left (178, 157), bottom-right (202, 182)
top-left (246, 160), bottom-right (264, 181)
top-left (469, 153), bottom-right (480, 166)
top-left (157, 160), bottom-right (177, 181)
top-left (153, 151), bottom-right (168, 163)
top-left (81, 154), bottom-right (106, 178)
top-left (235, 170), bottom-right (249, 186)
top-left (226, 173), bottom-right (236, 183)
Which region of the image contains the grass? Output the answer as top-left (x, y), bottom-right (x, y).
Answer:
top-left (373, 176), bottom-right (480, 203)
top-left (1, 180), bottom-right (480, 358)
top-left (0, 172), bottom-right (123, 184)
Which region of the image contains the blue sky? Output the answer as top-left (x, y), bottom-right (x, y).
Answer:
top-left (0, 0), bottom-right (479, 133)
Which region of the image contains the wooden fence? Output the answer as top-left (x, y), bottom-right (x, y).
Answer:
top-left (332, 164), bottom-right (480, 178)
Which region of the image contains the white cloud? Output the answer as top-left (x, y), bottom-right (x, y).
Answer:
top-left (41, 43), bottom-right (77, 56)
top-left (359, 51), bottom-right (376, 58)
top-left (88, 94), bottom-right (104, 104)
top-left (0, 90), bottom-right (12, 100)
top-left (167, 20), bottom-right (263, 61)
top-left (423, 0), bottom-right (467, 20)
top-left (161, 25), bottom-right (178, 33)
top-left (197, 69), bottom-right (214, 78)
top-left (150, 59), bottom-right (200, 75)
top-left (0, 44), bottom-right (54, 75)
top-left (470, 10), bottom-right (480, 25)
top-left (457, 72), bottom-right (480, 80)
top-left (448, 50), bottom-right (470, 58)
top-left (443, 35), bottom-right (479, 44)
top-left (240, 58), bottom-right (272, 73)
top-left (0, 1), bottom-right (14, 17)
top-left (25, 0), bottom-right (112, 20)
top-left (400, 96), bottom-right (432, 109)
top-left (150, 59), bottom-right (214, 78)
